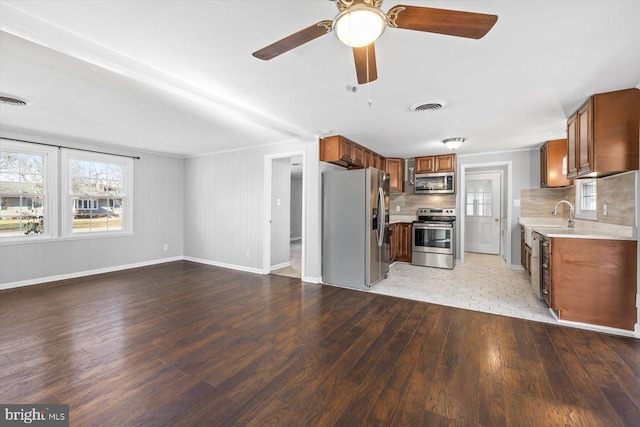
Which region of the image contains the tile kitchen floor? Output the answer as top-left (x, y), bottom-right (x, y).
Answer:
top-left (371, 252), bottom-right (633, 337)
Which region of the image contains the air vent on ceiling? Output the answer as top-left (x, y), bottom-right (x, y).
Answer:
top-left (410, 100), bottom-right (447, 112)
top-left (0, 95), bottom-right (29, 106)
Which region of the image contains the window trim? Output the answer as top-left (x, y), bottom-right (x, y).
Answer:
top-left (575, 178), bottom-right (597, 220)
top-left (0, 140), bottom-right (59, 242)
top-left (61, 149), bottom-right (133, 238)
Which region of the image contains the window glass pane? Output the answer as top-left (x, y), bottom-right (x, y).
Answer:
top-left (0, 173), bottom-right (19, 193)
top-left (1, 148), bottom-right (49, 240)
top-left (0, 196), bottom-right (44, 236)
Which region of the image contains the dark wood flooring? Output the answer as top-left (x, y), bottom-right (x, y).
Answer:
top-left (1, 261), bottom-right (639, 426)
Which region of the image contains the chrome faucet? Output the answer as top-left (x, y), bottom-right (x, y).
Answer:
top-left (552, 200), bottom-right (575, 229)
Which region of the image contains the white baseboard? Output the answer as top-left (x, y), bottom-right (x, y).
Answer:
top-left (302, 276), bottom-right (322, 284)
top-left (270, 261), bottom-right (291, 271)
top-left (635, 323), bottom-right (640, 338)
top-left (0, 256), bottom-right (183, 291)
top-left (509, 264), bottom-right (524, 270)
top-left (183, 256), bottom-right (263, 275)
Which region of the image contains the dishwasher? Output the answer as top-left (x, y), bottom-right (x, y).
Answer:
top-left (530, 232), bottom-right (541, 299)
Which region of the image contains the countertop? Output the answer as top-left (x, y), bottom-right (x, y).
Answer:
top-left (531, 227), bottom-right (637, 241)
top-left (519, 217), bottom-right (637, 242)
top-left (390, 215), bottom-right (416, 224)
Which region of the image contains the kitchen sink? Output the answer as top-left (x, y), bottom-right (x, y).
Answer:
top-left (524, 225), bottom-right (563, 247)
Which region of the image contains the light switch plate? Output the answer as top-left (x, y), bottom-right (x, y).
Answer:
top-left (514, 199), bottom-right (520, 207)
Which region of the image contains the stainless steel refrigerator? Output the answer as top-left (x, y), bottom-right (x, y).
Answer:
top-left (322, 168), bottom-right (390, 289)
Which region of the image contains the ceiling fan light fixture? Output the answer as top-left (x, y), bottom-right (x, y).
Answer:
top-left (334, 4), bottom-right (387, 48)
top-left (442, 137), bottom-right (465, 151)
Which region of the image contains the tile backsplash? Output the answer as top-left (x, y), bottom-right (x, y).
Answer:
top-left (389, 193), bottom-right (456, 215)
top-left (520, 171), bottom-right (637, 227)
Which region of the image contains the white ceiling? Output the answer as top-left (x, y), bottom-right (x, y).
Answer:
top-left (1, 1), bottom-right (639, 158)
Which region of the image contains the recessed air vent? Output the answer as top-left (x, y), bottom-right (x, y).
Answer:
top-left (0, 95), bottom-right (29, 106)
top-left (410, 100), bottom-right (447, 112)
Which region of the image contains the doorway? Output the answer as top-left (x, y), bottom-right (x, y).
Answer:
top-left (465, 172), bottom-right (502, 254)
top-left (459, 161), bottom-right (512, 266)
top-left (263, 152), bottom-right (305, 279)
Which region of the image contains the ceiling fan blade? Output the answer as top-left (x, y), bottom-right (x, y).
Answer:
top-left (387, 5), bottom-right (498, 39)
top-left (353, 44), bottom-right (378, 84)
top-left (252, 20), bottom-right (333, 60)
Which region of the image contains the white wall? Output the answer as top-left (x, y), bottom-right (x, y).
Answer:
top-left (270, 158), bottom-right (290, 267)
top-left (183, 139), bottom-right (321, 281)
top-left (290, 176), bottom-right (303, 240)
top-left (457, 149), bottom-right (538, 267)
top-left (0, 128), bottom-right (184, 287)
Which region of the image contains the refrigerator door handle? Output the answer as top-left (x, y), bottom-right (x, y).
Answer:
top-left (377, 187), bottom-right (385, 247)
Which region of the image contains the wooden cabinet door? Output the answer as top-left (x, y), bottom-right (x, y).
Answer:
top-left (566, 113), bottom-right (578, 179)
top-left (540, 144), bottom-right (548, 187)
top-left (351, 144), bottom-right (364, 168)
top-left (396, 223), bottom-right (412, 262)
top-left (385, 158), bottom-right (405, 193)
top-left (435, 154), bottom-right (455, 172)
top-left (389, 223), bottom-right (397, 262)
top-left (577, 100), bottom-right (593, 176)
top-left (415, 156), bottom-right (435, 173)
top-left (541, 139), bottom-right (572, 187)
top-left (363, 150), bottom-right (372, 168)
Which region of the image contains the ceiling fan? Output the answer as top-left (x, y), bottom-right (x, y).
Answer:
top-left (252, 0), bottom-right (498, 84)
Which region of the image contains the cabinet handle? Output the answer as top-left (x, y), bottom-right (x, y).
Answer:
top-left (542, 263), bottom-right (548, 268)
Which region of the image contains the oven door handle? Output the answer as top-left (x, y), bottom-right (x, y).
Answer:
top-left (414, 223), bottom-right (454, 229)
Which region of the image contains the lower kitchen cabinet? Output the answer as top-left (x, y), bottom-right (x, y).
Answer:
top-left (541, 236), bottom-right (637, 331)
top-left (390, 222), bottom-right (412, 263)
top-left (520, 226), bottom-right (531, 277)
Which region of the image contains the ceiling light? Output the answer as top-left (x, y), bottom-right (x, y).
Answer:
top-left (0, 94), bottom-right (29, 106)
top-left (443, 137), bottom-right (465, 151)
top-left (334, 4), bottom-right (387, 48)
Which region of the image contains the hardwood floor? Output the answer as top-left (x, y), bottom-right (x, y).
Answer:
top-left (1, 261), bottom-right (639, 426)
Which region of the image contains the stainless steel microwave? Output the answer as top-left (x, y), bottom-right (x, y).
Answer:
top-left (415, 172), bottom-right (455, 194)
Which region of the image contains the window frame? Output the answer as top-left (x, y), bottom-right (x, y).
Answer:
top-left (61, 149), bottom-right (133, 238)
top-left (575, 178), bottom-right (597, 220)
top-left (0, 140), bottom-right (58, 243)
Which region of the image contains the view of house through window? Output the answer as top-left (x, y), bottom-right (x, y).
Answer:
top-left (0, 148), bottom-right (47, 237)
top-left (69, 158), bottom-right (125, 233)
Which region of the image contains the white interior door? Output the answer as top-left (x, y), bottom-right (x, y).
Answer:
top-left (465, 172), bottom-right (501, 254)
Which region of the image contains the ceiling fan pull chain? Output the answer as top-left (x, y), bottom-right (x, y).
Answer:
top-left (366, 47), bottom-right (372, 106)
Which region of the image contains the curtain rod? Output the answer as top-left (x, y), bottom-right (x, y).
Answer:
top-left (1, 137), bottom-right (141, 160)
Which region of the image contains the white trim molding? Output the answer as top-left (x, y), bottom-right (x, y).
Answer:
top-left (0, 256), bottom-right (183, 291)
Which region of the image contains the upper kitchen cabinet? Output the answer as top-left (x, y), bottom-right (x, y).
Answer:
top-left (320, 135), bottom-right (363, 169)
top-left (415, 154), bottom-right (456, 173)
top-left (385, 158), bottom-right (405, 193)
top-left (540, 139), bottom-right (572, 188)
top-left (566, 88), bottom-right (640, 179)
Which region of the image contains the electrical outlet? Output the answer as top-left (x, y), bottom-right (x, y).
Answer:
top-left (603, 204), bottom-right (608, 216)
top-left (163, 244), bottom-right (168, 251)
top-left (246, 250), bottom-right (251, 259)
top-left (396, 205), bottom-right (401, 212)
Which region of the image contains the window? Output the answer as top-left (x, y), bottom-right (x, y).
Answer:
top-left (74, 199), bottom-right (98, 210)
top-left (466, 179), bottom-right (492, 217)
top-left (0, 140), bottom-right (57, 241)
top-left (575, 178), bottom-right (597, 220)
top-left (62, 150), bottom-right (133, 236)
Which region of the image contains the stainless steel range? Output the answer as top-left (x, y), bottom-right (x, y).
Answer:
top-left (412, 208), bottom-right (456, 269)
